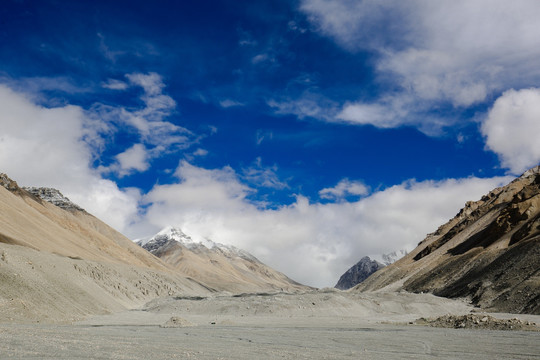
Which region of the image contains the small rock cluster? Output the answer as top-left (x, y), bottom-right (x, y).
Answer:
top-left (415, 314), bottom-right (539, 331)
top-left (160, 316), bottom-right (195, 328)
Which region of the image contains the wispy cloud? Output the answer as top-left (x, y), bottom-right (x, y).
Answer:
top-left (102, 78), bottom-right (128, 90)
top-left (242, 157), bottom-right (288, 190)
top-left (319, 179), bottom-right (369, 201)
top-left (93, 72), bottom-right (196, 176)
top-left (267, 92), bottom-right (339, 121)
top-left (0, 84), bottom-right (141, 232)
top-left (219, 99), bottom-right (245, 108)
top-left (299, 0), bottom-right (540, 133)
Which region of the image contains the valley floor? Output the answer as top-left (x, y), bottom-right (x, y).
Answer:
top-left (1, 319), bottom-right (539, 359)
top-left (1, 291), bottom-right (539, 359)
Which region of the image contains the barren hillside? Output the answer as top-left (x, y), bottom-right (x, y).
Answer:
top-left (139, 227), bottom-right (307, 293)
top-left (355, 166), bottom-right (540, 314)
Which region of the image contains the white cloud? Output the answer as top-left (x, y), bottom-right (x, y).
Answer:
top-left (102, 79), bottom-right (128, 90)
top-left (91, 72), bottom-right (195, 160)
top-left (125, 72), bottom-right (165, 96)
top-left (137, 159), bottom-right (512, 287)
top-left (319, 179), bottom-right (368, 200)
top-left (252, 53), bottom-right (270, 64)
top-left (300, 0), bottom-right (395, 51)
top-left (300, 0), bottom-right (540, 127)
top-left (115, 144), bottom-right (150, 176)
top-left (336, 95), bottom-right (452, 136)
top-left (192, 148), bottom-right (208, 157)
top-left (0, 73), bottom-right (194, 233)
top-left (0, 84), bottom-right (140, 232)
top-left (482, 88), bottom-right (540, 174)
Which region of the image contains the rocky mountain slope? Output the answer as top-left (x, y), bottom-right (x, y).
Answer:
top-left (0, 175), bottom-right (168, 270)
top-left (0, 173), bottom-right (212, 323)
top-left (138, 226), bottom-right (306, 293)
top-left (335, 250), bottom-right (408, 290)
top-left (335, 256), bottom-right (385, 290)
top-left (355, 166), bottom-right (540, 314)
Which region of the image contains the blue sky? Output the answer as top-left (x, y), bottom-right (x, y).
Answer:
top-left (1, 0), bottom-right (539, 287)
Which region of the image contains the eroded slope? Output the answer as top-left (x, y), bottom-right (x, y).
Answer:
top-left (355, 166), bottom-right (540, 314)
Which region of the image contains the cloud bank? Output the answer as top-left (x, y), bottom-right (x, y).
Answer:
top-left (0, 74), bottom-right (524, 287)
top-left (140, 160), bottom-right (512, 287)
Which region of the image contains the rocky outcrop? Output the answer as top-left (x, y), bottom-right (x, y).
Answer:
top-left (355, 166), bottom-right (540, 314)
top-left (0, 173), bottom-right (19, 192)
top-left (23, 187), bottom-right (85, 212)
top-left (334, 256), bottom-right (384, 290)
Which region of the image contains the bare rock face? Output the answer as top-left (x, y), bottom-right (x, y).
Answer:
top-left (334, 257), bottom-right (385, 290)
top-left (355, 166), bottom-right (540, 315)
top-left (23, 187), bottom-right (85, 212)
top-left (0, 173), bottom-right (19, 192)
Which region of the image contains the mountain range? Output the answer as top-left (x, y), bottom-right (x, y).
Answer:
top-left (1, 165), bottom-right (539, 323)
top-left (0, 173), bottom-right (305, 323)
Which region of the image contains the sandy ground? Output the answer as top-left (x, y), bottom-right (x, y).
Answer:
top-left (1, 291), bottom-right (539, 359)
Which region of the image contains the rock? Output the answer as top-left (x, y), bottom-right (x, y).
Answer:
top-left (160, 316), bottom-right (195, 328)
top-left (0, 173), bottom-right (19, 192)
top-left (334, 257), bottom-right (385, 290)
top-left (23, 187), bottom-right (85, 212)
top-left (415, 314), bottom-right (539, 331)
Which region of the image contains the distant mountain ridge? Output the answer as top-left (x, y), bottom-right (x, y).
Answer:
top-left (335, 250), bottom-right (408, 290)
top-left (335, 257), bottom-right (384, 290)
top-left (355, 166), bottom-right (540, 314)
top-left (138, 226), bottom-right (307, 293)
top-left (139, 226), bottom-right (257, 262)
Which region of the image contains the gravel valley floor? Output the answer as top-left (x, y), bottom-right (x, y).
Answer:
top-left (1, 291), bottom-right (539, 359)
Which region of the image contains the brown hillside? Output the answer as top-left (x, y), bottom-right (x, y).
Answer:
top-left (139, 228), bottom-right (308, 293)
top-left (355, 166), bottom-right (540, 314)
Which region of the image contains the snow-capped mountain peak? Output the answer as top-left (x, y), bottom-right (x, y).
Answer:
top-left (371, 249), bottom-right (408, 266)
top-left (138, 226), bottom-right (257, 262)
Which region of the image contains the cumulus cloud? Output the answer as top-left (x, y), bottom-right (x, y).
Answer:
top-left (0, 84), bottom-right (140, 232)
top-left (137, 159), bottom-right (512, 287)
top-left (482, 88), bottom-right (540, 174)
top-left (319, 179), bottom-right (369, 200)
top-left (114, 144), bottom-right (150, 176)
top-left (300, 0), bottom-right (540, 127)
